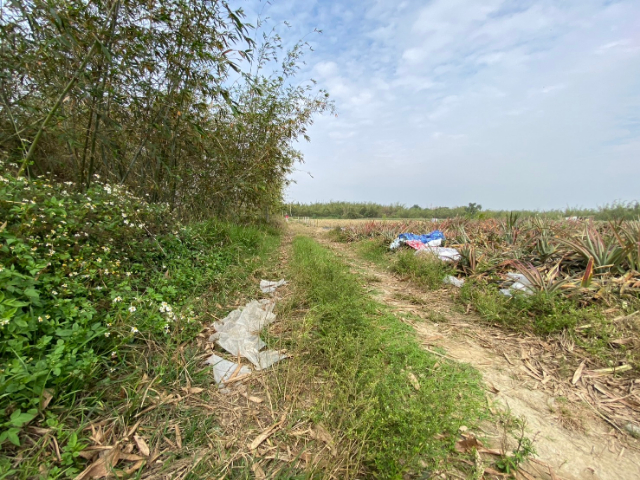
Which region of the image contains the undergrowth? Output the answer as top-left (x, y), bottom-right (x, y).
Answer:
top-left (355, 239), bottom-right (453, 290)
top-left (0, 173), bottom-right (280, 477)
top-left (457, 281), bottom-right (628, 362)
top-left (289, 236), bottom-right (485, 477)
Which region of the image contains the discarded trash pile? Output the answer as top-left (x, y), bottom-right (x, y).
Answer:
top-left (337, 217), bottom-right (640, 302)
top-left (205, 279), bottom-right (287, 387)
top-left (390, 230), bottom-right (461, 262)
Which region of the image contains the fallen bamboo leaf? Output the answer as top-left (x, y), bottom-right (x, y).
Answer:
top-left (133, 435), bottom-right (150, 457)
top-left (123, 460), bottom-right (145, 475)
top-left (407, 372), bottom-right (420, 391)
top-left (252, 463), bottom-right (266, 480)
top-left (250, 418), bottom-right (285, 451)
top-left (239, 391), bottom-right (264, 403)
top-left (41, 389), bottom-right (54, 410)
top-left (571, 359), bottom-right (586, 385)
top-left (589, 364), bottom-right (632, 375)
top-left (310, 424), bottom-right (336, 456)
top-left (174, 425), bottom-right (182, 449)
top-left (74, 446), bottom-right (121, 480)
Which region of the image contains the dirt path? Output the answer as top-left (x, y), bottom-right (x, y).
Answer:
top-left (295, 224), bottom-right (640, 480)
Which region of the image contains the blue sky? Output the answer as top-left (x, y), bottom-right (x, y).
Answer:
top-left (243, 0), bottom-right (640, 210)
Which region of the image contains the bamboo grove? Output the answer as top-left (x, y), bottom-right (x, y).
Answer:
top-left (0, 0), bottom-right (332, 219)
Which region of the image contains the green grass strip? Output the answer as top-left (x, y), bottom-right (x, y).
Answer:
top-left (290, 236), bottom-right (485, 478)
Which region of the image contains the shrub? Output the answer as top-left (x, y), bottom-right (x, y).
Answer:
top-left (0, 172), bottom-right (270, 445)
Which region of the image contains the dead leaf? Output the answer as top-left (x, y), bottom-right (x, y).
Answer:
top-left (74, 446), bottom-right (121, 480)
top-left (41, 389), bottom-right (54, 410)
top-left (252, 463), bottom-right (266, 480)
top-left (310, 424), bottom-right (337, 456)
top-left (182, 387), bottom-right (204, 395)
top-left (407, 372), bottom-right (420, 391)
top-left (133, 435), bottom-right (150, 457)
top-left (572, 359), bottom-right (586, 385)
top-left (174, 425), bottom-right (182, 449)
top-left (250, 418), bottom-right (285, 451)
top-left (239, 391), bottom-right (264, 403)
top-left (123, 460), bottom-right (145, 475)
top-left (455, 436), bottom-right (483, 453)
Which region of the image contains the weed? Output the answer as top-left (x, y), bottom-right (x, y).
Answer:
top-left (289, 236), bottom-right (485, 477)
top-left (496, 416), bottom-right (535, 474)
top-left (392, 250), bottom-right (453, 290)
top-left (0, 174), bottom-right (281, 474)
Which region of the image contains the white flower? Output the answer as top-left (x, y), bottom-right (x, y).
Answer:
top-left (51, 291), bottom-right (58, 295)
top-left (131, 326), bottom-right (139, 334)
top-left (126, 272), bottom-right (131, 277)
top-left (38, 316), bottom-right (43, 323)
top-left (104, 332), bottom-right (110, 337)
top-left (61, 283), bottom-right (67, 288)
top-left (113, 296), bottom-right (122, 303)
top-left (128, 306), bottom-right (136, 313)
top-left (111, 351), bottom-right (117, 357)
top-left (97, 258), bottom-right (102, 263)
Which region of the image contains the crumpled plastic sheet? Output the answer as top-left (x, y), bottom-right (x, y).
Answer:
top-left (389, 231), bottom-right (445, 250)
top-left (205, 354), bottom-right (252, 386)
top-left (414, 246), bottom-right (461, 262)
top-left (499, 273), bottom-right (534, 297)
top-left (444, 275), bottom-right (464, 287)
top-left (209, 299), bottom-right (286, 370)
top-left (260, 279), bottom-right (287, 293)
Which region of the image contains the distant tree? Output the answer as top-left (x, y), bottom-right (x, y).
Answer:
top-left (465, 203), bottom-right (482, 216)
top-left (410, 204), bottom-right (421, 209)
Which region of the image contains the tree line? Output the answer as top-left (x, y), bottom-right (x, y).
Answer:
top-left (0, 0), bottom-right (331, 219)
top-left (287, 201), bottom-right (640, 221)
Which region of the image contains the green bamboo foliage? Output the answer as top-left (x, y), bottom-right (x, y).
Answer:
top-left (0, 0), bottom-right (332, 218)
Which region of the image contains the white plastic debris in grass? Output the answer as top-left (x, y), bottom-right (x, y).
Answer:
top-left (209, 299), bottom-right (286, 370)
top-left (260, 279), bottom-right (287, 293)
top-left (444, 275), bottom-right (464, 288)
top-left (415, 246), bottom-right (461, 262)
top-left (499, 273), bottom-right (534, 297)
top-left (205, 354), bottom-right (252, 386)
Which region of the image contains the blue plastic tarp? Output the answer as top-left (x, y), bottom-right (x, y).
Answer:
top-left (397, 231), bottom-right (445, 244)
top-left (390, 230), bottom-right (445, 249)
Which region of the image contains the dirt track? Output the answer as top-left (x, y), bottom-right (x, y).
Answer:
top-left (295, 223), bottom-right (640, 480)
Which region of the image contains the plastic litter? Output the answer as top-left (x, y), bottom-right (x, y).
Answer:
top-left (205, 354), bottom-right (252, 386)
top-left (499, 273), bottom-right (534, 297)
top-left (415, 246), bottom-right (461, 262)
top-left (444, 275), bottom-right (464, 288)
top-left (389, 231), bottom-right (445, 250)
top-left (260, 279), bottom-right (287, 293)
top-left (209, 299), bottom-right (286, 370)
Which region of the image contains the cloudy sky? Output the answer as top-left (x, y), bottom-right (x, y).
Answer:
top-left (245, 0), bottom-right (640, 210)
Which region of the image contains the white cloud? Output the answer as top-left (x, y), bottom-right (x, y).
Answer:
top-left (245, 0), bottom-right (640, 209)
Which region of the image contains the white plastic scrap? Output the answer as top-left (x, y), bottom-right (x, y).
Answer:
top-left (499, 273), bottom-right (534, 297)
top-left (443, 275), bottom-right (464, 288)
top-left (415, 247), bottom-right (461, 262)
top-left (209, 300), bottom-right (286, 370)
top-left (389, 238), bottom-right (442, 250)
top-left (260, 279), bottom-right (288, 293)
top-left (205, 354), bottom-right (251, 386)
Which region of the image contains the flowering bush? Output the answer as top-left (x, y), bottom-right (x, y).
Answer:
top-left (0, 172), bottom-right (264, 445)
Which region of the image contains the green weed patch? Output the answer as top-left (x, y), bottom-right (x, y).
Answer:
top-left (0, 174), bottom-right (280, 475)
top-left (289, 236), bottom-right (485, 477)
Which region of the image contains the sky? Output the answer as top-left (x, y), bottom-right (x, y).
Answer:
top-left (243, 0), bottom-right (640, 210)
